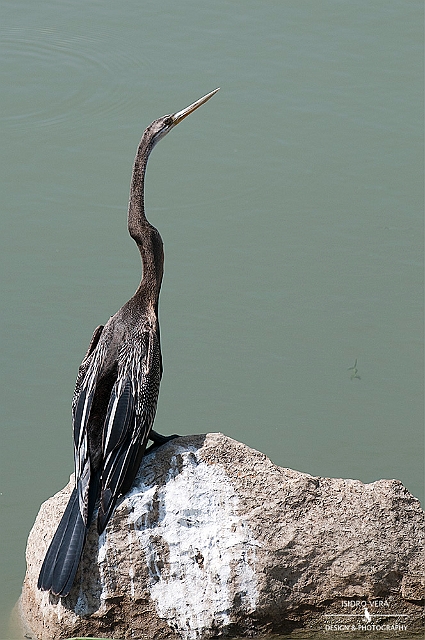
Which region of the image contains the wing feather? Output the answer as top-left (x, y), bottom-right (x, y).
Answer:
top-left (72, 338), bottom-right (106, 523)
top-left (103, 377), bottom-right (134, 457)
top-left (97, 328), bottom-right (161, 533)
top-left (38, 325), bottom-right (105, 596)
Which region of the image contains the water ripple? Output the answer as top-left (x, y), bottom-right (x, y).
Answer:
top-left (1, 27), bottom-right (153, 131)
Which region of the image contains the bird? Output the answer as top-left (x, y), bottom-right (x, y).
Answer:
top-left (37, 88), bottom-right (220, 597)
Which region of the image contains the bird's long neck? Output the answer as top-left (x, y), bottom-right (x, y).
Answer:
top-left (128, 137), bottom-right (164, 306)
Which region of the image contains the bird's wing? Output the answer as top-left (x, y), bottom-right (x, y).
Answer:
top-left (72, 332), bottom-right (107, 524)
top-left (72, 325), bottom-right (104, 415)
top-left (82, 325), bottom-right (104, 363)
top-left (97, 327), bottom-right (162, 533)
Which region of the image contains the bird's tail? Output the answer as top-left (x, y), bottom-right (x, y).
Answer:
top-left (37, 475), bottom-right (99, 597)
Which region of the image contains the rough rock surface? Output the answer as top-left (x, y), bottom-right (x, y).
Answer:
top-left (21, 433), bottom-right (424, 639)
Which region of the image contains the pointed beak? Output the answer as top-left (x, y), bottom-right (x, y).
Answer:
top-left (172, 88), bottom-right (220, 126)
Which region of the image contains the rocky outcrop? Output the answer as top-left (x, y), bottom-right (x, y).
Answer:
top-left (21, 433), bottom-right (424, 639)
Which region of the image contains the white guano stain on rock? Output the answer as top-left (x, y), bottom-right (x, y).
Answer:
top-left (127, 446), bottom-right (258, 639)
top-left (74, 589), bottom-right (89, 616)
top-left (97, 529), bottom-right (111, 604)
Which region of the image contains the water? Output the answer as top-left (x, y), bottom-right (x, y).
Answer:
top-left (1, 0), bottom-right (423, 637)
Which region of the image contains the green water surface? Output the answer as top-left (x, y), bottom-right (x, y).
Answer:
top-left (1, 1), bottom-right (423, 637)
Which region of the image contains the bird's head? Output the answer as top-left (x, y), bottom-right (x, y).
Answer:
top-left (145, 88), bottom-right (220, 151)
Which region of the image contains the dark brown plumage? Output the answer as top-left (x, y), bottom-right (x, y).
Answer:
top-left (37, 88), bottom-right (219, 596)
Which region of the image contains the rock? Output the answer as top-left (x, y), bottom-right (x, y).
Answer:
top-left (20, 433), bottom-right (424, 639)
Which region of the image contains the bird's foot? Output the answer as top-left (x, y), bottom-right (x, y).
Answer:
top-left (146, 430), bottom-right (181, 452)
top-left (150, 430), bottom-right (181, 444)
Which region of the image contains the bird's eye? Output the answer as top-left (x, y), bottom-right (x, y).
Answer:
top-left (164, 116), bottom-right (173, 127)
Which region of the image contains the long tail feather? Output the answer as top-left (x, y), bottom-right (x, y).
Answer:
top-left (37, 487), bottom-right (83, 595)
top-left (38, 475), bottom-right (99, 596)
